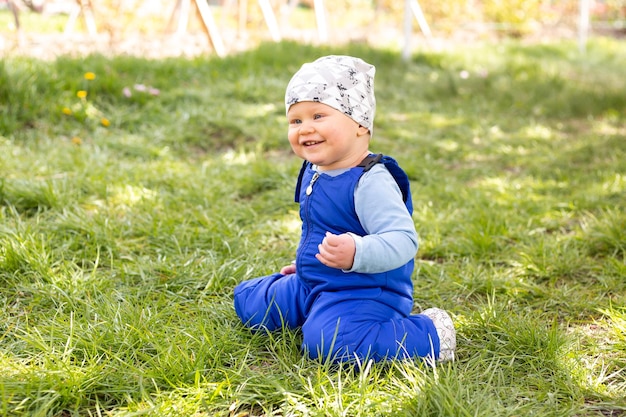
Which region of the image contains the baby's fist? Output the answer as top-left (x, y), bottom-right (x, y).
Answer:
top-left (315, 232), bottom-right (356, 270)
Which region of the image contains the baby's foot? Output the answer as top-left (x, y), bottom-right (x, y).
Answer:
top-left (423, 308), bottom-right (456, 362)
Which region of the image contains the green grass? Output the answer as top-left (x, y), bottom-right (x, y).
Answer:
top-left (1, 37), bottom-right (625, 416)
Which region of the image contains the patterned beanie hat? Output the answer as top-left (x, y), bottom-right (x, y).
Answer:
top-left (285, 55), bottom-right (376, 134)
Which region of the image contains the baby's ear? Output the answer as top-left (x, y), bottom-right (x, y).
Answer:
top-left (357, 125), bottom-right (370, 137)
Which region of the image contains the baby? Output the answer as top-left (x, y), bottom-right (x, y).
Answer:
top-left (234, 55), bottom-right (456, 363)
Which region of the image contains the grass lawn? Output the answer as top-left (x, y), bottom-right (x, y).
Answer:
top-left (1, 37), bottom-right (625, 416)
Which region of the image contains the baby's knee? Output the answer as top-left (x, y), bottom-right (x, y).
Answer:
top-left (234, 278), bottom-right (271, 328)
top-left (234, 273), bottom-right (301, 331)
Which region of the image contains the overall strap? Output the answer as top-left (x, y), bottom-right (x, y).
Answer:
top-left (357, 153), bottom-right (383, 172)
top-left (294, 160), bottom-right (309, 203)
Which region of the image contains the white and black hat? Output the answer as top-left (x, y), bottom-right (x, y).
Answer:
top-left (285, 55), bottom-right (376, 135)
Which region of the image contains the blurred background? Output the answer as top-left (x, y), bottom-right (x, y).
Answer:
top-left (1, 0), bottom-right (625, 58)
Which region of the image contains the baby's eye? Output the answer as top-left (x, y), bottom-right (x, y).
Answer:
top-left (313, 114), bottom-right (323, 120)
top-left (289, 118), bottom-right (302, 125)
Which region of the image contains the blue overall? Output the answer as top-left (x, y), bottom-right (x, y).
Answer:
top-left (234, 155), bottom-right (440, 362)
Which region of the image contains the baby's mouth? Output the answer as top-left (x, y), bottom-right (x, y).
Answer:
top-left (303, 141), bottom-right (322, 146)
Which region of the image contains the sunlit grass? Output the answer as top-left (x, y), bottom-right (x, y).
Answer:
top-left (0, 38), bottom-right (625, 415)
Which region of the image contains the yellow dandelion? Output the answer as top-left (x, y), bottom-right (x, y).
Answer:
top-left (71, 136), bottom-right (82, 145)
top-left (84, 72), bottom-right (96, 80)
top-left (77, 90), bottom-right (88, 99)
top-left (62, 107), bottom-right (72, 115)
top-left (100, 117), bottom-right (110, 127)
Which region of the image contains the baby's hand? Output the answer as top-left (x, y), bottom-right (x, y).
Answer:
top-left (280, 263), bottom-right (296, 275)
top-left (316, 232), bottom-right (355, 270)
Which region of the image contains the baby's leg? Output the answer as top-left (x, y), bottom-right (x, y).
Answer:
top-left (234, 273), bottom-right (307, 331)
top-left (302, 290), bottom-right (440, 362)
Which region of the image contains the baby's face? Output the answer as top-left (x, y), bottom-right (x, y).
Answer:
top-left (287, 102), bottom-right (370, 171)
